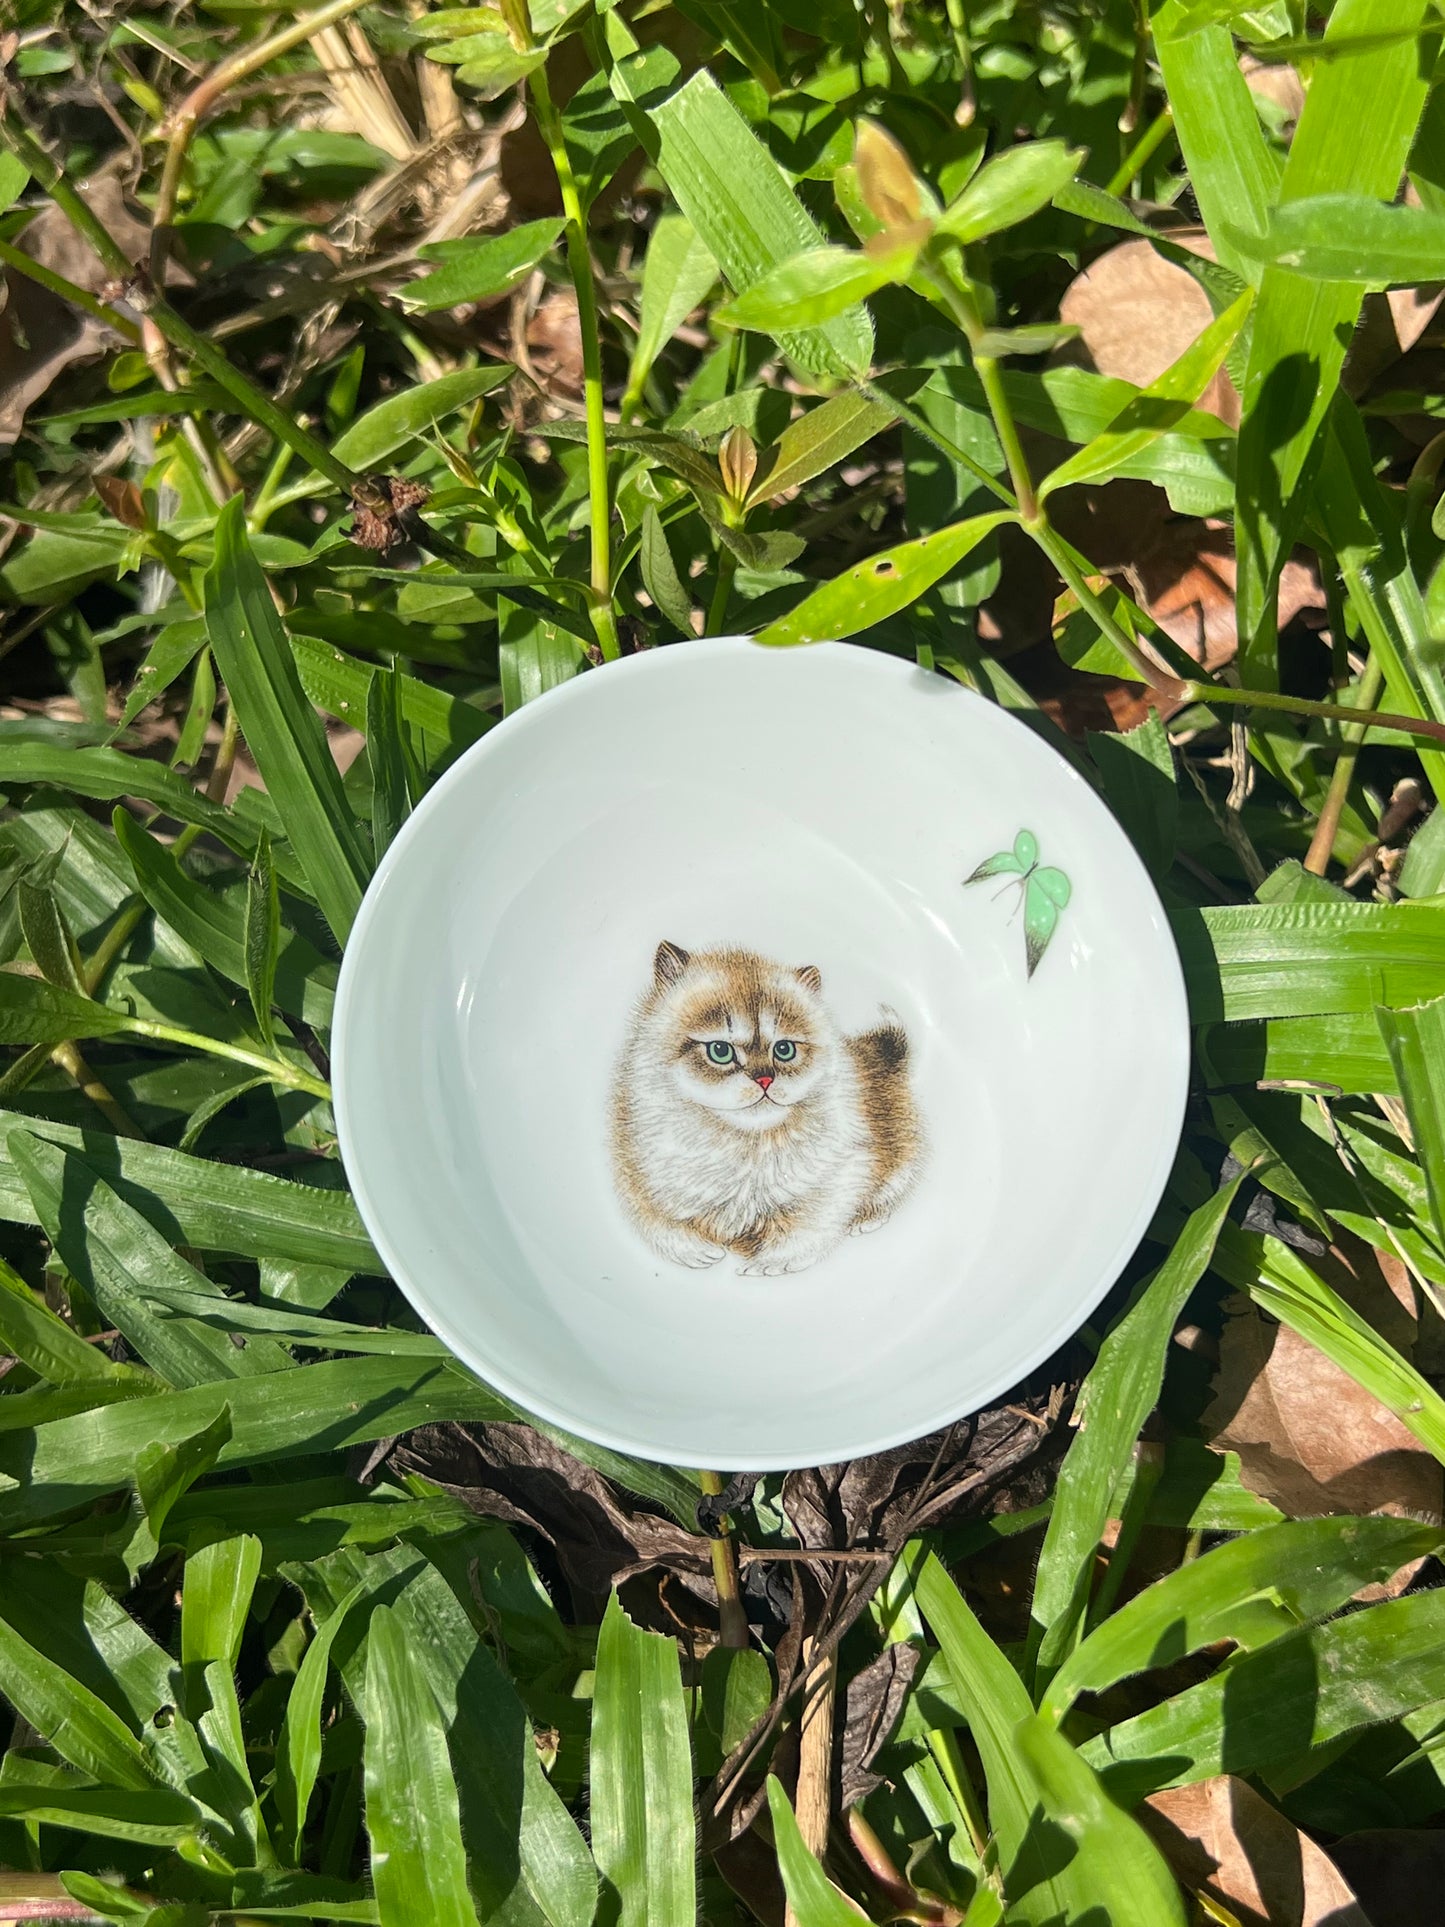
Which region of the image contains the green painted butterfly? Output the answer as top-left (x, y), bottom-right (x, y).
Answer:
top-left (965, 829), bottom-right (1072, 978)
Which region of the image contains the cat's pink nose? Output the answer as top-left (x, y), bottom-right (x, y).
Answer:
top-left (754, 1074), bottom-right (774, 1091)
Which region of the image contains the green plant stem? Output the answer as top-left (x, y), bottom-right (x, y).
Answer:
top-left (942, 0), bottom-right (977, 125)
top-left (1304, 654), bottom-right (1385, 875)
top-left (926, 1725), bottom-right (990, 1864)
top-left (1181, 678), bottom-right (1445, 749)
top-left (1105, 104), bottom-right (1174, 196)
top-left (924, 263), bottom-right (1039, 522)
top-left (0, 110), bottom-right (359, 498)
top-left (150, 0), bottom-right (374, 286)
top-left (51, 1041), bottom-right (146, 1141)
top-left (861, 378), bottom-right (1015, 508)
top-left (121, 1017), bottom-right (331, 1100)
top-left (0, 237), bottom-right (141, 341)
top-left (697, 1471), bottom-right (750, 1649)
top-left (1118, 0), bottom-right (1150, 135)
top-left (706, 549), bottom-right (738, 635)
top-left (529, 64), bottom-right (619, 663)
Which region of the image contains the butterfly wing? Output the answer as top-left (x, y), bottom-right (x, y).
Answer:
top-left (965, 849), bottom-right (1024, 884)
top-left (1036, 866), bottom-right (1071, 909)
top-left (1023, 877), bottom-right (1062, 976)
top-left (1014, 828), bottom-right (1039, 870)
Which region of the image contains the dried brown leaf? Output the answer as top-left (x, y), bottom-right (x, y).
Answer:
top-left (1142, 1776), bottom-right (1371, 1926)
top-left (1205, 1291), bottom-right (1443, 1564)
top-left (838, 1640), bottom-right (921, 1808)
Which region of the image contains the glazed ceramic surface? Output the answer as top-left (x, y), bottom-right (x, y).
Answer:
top-left (333, 637), bottom-right (1189, 1469)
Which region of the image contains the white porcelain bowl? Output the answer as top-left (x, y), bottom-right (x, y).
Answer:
top-left (333, 638), bottom-right (1189, 1470)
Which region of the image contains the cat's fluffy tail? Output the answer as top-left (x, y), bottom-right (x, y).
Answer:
top-left (854, 1006), bottom-right (909, 1073)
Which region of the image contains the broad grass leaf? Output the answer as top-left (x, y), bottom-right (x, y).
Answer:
top-left (716, 239), bottom-right (918, 333)
top-left (763, 1778), bottom-right (866, 1926)
top-left (1154, 4), bottom-right (1279, 282)
top-left (0, 745), bottom-right (247, 852)
top-left (1039, 290), bottom-right (1252, 500)
top-left (1233, 0), bottom-right (1433, 681)
top-left (0, 1254), bottom-right (120, 1384)
top-left (292, 633), bottom-right (490, 776)
top-left (650, 70), bottom-right (873, 379)
top-left (497, 601), bottom-right (584, 716)
top-left (1042, 1517), bottom-right (1443, 1723)
top-left (205, 498), bottom-right (370, 944)
top-left (365, 667), bottom-right (416, 862)
top-left (137, 1285), bottom-right (447, 1356)
top-left (0, 1358), bottom-right (512, 1531)
top-left (1230, 193), bottom-right (1445, 282)
top-left (0, 1782), bottom-right (201, 1848)
top-left (626, 214), bottom-right (718, 407)
top-left (1081, 1586), bottom-right (1445, 1802)
top-left (1011, 1717), bottom-right (1188, 1925)
top-left (399, 220), bottom-right (564, 311)
top-left (113, 813), bottom-right (337, 1030)
top-left (295, 1544), bottom-right (596, 1927)
top-left (590, 1591), bottom-right (695, 1926)
top-left (182, 1533), bottom-right (261, 1673)
top-left (329, 365), bottom-right (513, 473)
top-left (0, 1607), bottom-right (161, 1789)
top-left (0, 1108), bottom-right (379, 1270)
top-left (755, 509), bottom-right (1012, 646)
top-left (1172, 900), bottom-right (1445, 1023)
top-left (935, 139), bottom-right (1083, 244)
top-left (275, 1580), bottom-right (364, 1862)
top-left (1029, 1176), bottom-right (1244, 1683)
top-left (363, 1603), bottom-right (480, 1927)
top-left (18, 874), bottom-right (84, 994)
top-left (9, 1130), bottom-right (292, 1386)
top-left (129, 1406), bottom-right (233, 1571)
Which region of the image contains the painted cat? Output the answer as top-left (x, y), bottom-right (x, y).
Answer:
top-left (611, 942), bottom-right (923, 1275)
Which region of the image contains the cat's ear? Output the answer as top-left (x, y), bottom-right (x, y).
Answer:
top-left (655, 941), bottom-right (691, 988)
top-left (796, 964), bottom-right (823, 994)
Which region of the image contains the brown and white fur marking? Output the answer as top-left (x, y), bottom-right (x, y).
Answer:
top-left (611, 942), bottom-right (923, 1275)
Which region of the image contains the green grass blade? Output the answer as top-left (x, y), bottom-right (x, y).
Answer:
top-left (0, 1783), bottom-right (201, 1847)
top-left (365, 667), bottom-right (415, 864)
top-left (291, 633), bottom-right (490, 773)
top-left (1029, 1176), bottom-right (1243, 1684)
top-left (0, 1358), bottom-right (512, 1531)
top-left (1009, 1718), bottom-right (1187, 1925)
top-left (112, 811), bottom-right (337, 1030)
top-left (1172, 899), bottom-right (1445, 1022)
top-left (1154, 6), bottom-right (1278, 281)
top-left (0, 1607), bottom-right (161, 1790)
top-left (1233, 0), bottom-right (1432, 682)
top-left (0, 1253), bottom-right (120, 1384)
top-left (755, 509), bottom-right (1013, 646)
top-left (1039, 290), bottom-right (1251, 499)
top-left (244, 830), bottom-right (281, 1053)
top-left (1377, 995), bottom-right (1445, 1245)
top-left (650, 70), bottom-right (873, 380)
top-left (590, 1591), bottom-right (695, 1926)
top-left (0, 1110), bottom-right (379, 1269)
top-left (1232, 192), bottom-right (1445, 280)
top-left (764, 1779), bottom-right (868, 1925)
top-left (1081, 1586), bottom-right (1445, 1802)
top-left (204, 497), bottom-right (370, 944)
top-left (8, 1130), bottom-right (292, 1386)
top-left (363, 1604), bottom-right (481, 1927)
top-left (275, 1581), bottom-right (365, 1864)
top-left (0, 744), bottom-right (253, 855)
top-left (1041, 1515), bottom-right (1443, 1723)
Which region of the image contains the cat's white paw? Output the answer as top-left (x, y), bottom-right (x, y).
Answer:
top-left (676, 1242), bottom-right (728, 1269)
top-left (850, 1212), bottom-right (891, 1236)
top-left (739, 1245), bottom-right (832, 1276)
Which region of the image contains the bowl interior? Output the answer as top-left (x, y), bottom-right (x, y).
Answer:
top-left (333, 639), bottom-right (1189, 1469)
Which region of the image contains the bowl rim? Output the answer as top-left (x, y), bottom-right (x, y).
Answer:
top-left (332, 636), bottom-right (1191, 1470)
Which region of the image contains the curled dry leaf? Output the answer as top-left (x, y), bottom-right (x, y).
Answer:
top-left (1142, 1776), bottom-right (1371, 1927)
top-left (837, 1640), bottom-right (921, 1808)
top-left (1056, 239), bottom-right (1239, 428)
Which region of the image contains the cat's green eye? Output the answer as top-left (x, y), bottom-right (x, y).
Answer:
top-left (705, 1041), bottom-right (735, 1065)
top-left (773, 1040), bottom-right (797, 1062)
